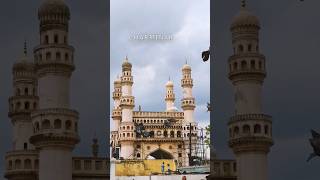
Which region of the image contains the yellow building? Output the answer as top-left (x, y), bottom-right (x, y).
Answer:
top-left (115, 160), bottom-right (176, 176)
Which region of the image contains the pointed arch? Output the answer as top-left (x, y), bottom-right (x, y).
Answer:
top-left (148, 148), bottom-right (174, 159)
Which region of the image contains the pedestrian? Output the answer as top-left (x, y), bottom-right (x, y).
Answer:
top-left (182, 176), bottom-right (187, 180)
top-left (167, 164), bottom-right (171, 174)
top-left (161, 162), bottom-right (165, 174)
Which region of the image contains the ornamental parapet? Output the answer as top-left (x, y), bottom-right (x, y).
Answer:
top-left (228, 114), bottom-right (272, 140)
top-left (165, 94), bottom-right (175, 101)
top-left (181, 98), bottom-right (195, 110)
top-left (30, 108), bottom-right (79, 148)
top-left (133, 111), bottom-right (184, 118)
top-left (121, 76), bottom-right (133, 85)
top-left (210, 159), bottom-right (237, 179)
top-left (8, 96), bottom-right (39, 118)
top-left (112, 109), bottom-right (122, 118)
top-left (113, 91), bottom-right (121, 99)
top-left (229, 114), bottom-right (272, 124)
top-left (13, 71), bottom-right (36, 80)
top-left (72, 157), bottom-right (109, 178)
top-left (228, 136), bottom-right (273, 153)
top-left (120, 96), bottom-right (135, 108)
top-left (181, 79), bottom-right (193, 88)
top-left (33, 44), bottom-right (75, 77)
top-left (228, 53), bottom-right (266, 83)
top-left (4, 150), bottom-right (38, 179)
top-left (33, 44), bottom-right (74, 54)
top-left (135, 137), bottom-right (184, 142)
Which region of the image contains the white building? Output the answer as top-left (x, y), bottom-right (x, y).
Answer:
top-left (4, 0), bottom-right (108, 180)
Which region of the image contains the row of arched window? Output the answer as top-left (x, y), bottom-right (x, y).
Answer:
top-left (234, 44), bottom-right (259, 54)
top-left (73, 159), bottom-right (105, 171)
top-left (166, 94), bottom-right (174, 98)
top-left (183, 126), bottom-right (197, 131)
top-left (229, 123), bottom-right (270, 138)
top-left (7, 159), bottom-right (38, 170)
top-left (33, 119), bottom-right (77, 133)
top-left (42, 34), bottom-right (67, 45)
top-left (120, 125), bottom-right (134, 131)
top-left (15, 87), bottom-right (36, 96)
top-left (120, 132), bottom-right (134, 138)
top-left (35, 51), bottom-right (71, 63)
top-left (122, 71), bottom-right (131, 76)
top-left (182, 79), bottom-right (192, 84)
top-left (120, 98), bottom-right (134, 103)
top-left (10, 101), bottom-right (37, 112)
top-left (182, 99), bottom-right (194, 105)
top-left (230, 59), bottom-right (264, 72)
top-left (183, 74), bottom-right (192, 79)
top-left (134, 119), bottom-right (167, 124)
top-left (121, 77), bottom-right (132, 82)
top-left (40, 14), bottom-right (68, 23)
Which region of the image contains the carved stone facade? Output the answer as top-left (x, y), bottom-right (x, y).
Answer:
top-left (4, 0), bottom-right (108, 180)
top-left (227, 2), bottom-right (273, 180)
top-left (111, 59), bottom-right (199, 167)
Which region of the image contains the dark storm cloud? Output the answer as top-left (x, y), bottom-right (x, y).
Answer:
top-left (213, 0), bottom-right (320, 179)
top-left (0, 0), bottom-right (107, 179)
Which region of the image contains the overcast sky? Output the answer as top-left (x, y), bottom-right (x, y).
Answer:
top-left (110, 0), bottom-right (210, 131)
top-left (0, 0), bottom-right (107, 179)
top-left (213, 0), bottom-right (320, 180)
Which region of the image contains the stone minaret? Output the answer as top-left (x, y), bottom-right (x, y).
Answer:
top-left (112, 76), bottom-right (122, 131)
top-left (228, 1), bottom-right (273, 180)
top-left (119, 57), bottom-right (135, 159)
top-left (165, 78), bottom-right (176, 112)
top-left (181, 63), bottom-right (197, 166)
top-left (181, 63), bottom-right (195, 123)
top-left (30, 1), bottom-right (79, 180)
top-left (10, 42), bottom-right (38, 151)
top-left (5, 43), bottom-right (39, 180)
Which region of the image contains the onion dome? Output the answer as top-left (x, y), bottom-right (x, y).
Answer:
top-left (13, 42), bottom-right (34, 72)
top-left (182, 63), bottom-right (191, 71)
top-left (114, 75), bottom-right (121, 85)
top-left (38, 0), bottom-right (70, 19)
top-left (115, 75), bottom-right (121, 82)
top-left (230, 2), bottom-right (260, 30)
top-left (166, 80), bottom-right (174, 87)
top-left (122, 56), bottom-right (132, 70)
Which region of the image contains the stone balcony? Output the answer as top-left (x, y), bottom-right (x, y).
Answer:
top-left (72, 157), bottom-right (109, 178)
top-left (206, 159), bottom-right (237, 180)
top-left (4, 150), bottom-right (39, 179)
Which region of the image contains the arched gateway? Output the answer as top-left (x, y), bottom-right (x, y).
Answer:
top-left (148, 149), bottom-right (174, 159)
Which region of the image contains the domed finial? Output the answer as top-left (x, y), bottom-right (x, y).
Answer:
top-left (125, 54), bottom-right (128, 61)
top-left (241, 0), bottom-right (246, 8)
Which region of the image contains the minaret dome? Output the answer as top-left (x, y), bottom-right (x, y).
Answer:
top-left (230, 3), bottom-right (260, 30)
top-left (166, 80), bottom-right (174, 87)
top-left (39, 0), bottom-right (70, 19)
top-left (122, 56), bottom-right (132, 70)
